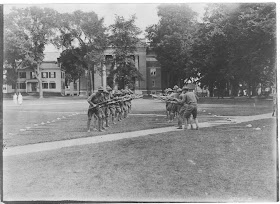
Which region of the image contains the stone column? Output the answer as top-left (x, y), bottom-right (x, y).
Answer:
top-left (113, 55), bottom-right (118, 90)
top-left (134, 55), bottom-right (140, 90)
top-left (102, 62), bottom-right (107, 90)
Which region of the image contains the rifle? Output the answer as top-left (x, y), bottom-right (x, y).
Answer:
top-left (89, 101), bottom-right (111, 109)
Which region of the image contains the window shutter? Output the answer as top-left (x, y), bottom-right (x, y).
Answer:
top-left (41, 72), bottom-right (43, 78)
top-left (54, 72), bottom-right (56, 78)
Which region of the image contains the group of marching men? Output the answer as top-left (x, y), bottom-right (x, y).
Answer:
top-left (87, 86), bottom-right (136, 132)
top-left (164, 84), bottom-right (199, 130)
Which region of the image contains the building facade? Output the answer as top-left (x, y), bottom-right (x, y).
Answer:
top-left (78, 43), bottom-right (163, 95)
top-left (3, 52), bottom-right (66, 95)
top-left (3, 47), bottom-right (164, 96)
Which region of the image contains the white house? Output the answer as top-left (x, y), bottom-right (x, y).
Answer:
top-left (3, 52), bottom-right (66, 95)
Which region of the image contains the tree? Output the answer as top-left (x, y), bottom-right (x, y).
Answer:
top-left (191, 4), bottom-right (234, 97)
top-left (146, 4), bottom-right (198, 88)
top-left (3, 23), bottom-right (30, 93)
top-left (191, 3), bottom-right (276, 97)
top-left (5, 6), bottom-right (59, 98)
top-left (57, 10), bottom-right (108, 94)
top-left (108, 15), bottom-right (143, 90)
top-left (226, 3), bottom-right (276, 96)
top-left (59, 48), bottom-right (84, 85)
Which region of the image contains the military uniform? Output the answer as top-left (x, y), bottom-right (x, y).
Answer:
top-left (165, 88), bottom-right (173, 121)
top-left (176, 85), bottom-right (199, 130)
top-left (114, 91), bottom-right (123, 121)
top-left (87, 87), bottom-right (105, 132)
top-left (121, 90), bottom-right (130, 118)
top-left (105, 86), bottom-right (116, 125)
top-left (166, 85), bottom-right (180, 121)
top-left (127, 89), bottom-right (134, 113)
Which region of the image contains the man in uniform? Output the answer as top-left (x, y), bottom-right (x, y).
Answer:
top-left (166, 85), bottom-right (181, 122)
top-left (113, 90), bottom-right (123, 121)
top-left (165, 88), bottom-right (173, 121)
top-left (87, 86), bottom-right (106, 132)
top-left (103, 89), bottom-right (111, 128)
top-left (127, 89), bottom-right (134, 113)
top-left (176, 86), bottom-right (188, 129)
top-left (106, 86), bottom-right (116, 125)
top-left (175, 84), bottom-right (199, 130)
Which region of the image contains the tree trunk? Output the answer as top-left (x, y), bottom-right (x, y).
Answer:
top-left (90, 70), bottom-right (94, 94)
top-left (167, 72), bottom-right (170, 88)
top-left (252, 82), bottom-right (257, 96)
top-left (209, 83), bottom-right (214, 97)
top-left (35, 63), bottom-right (43, 99)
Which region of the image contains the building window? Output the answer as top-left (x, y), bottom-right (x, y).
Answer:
top-left (150, 68), bottom-right (156, 76)
top-left (41, 72), bottom-right (48, 78)
top-left (42, 83), bottom-right (48, 89)
top-left (12, 83), bottom-right (16, 89)
top-left (30, 72), bottom-right (36, 79)
top-left (19, 72), bottom-right (26, 78)
top-left (49, 72), bottom-right (56, 78)
top-left (152, 80), bottom-right (155, 87)
top-left (17, 83), bottom-right (26, 89)
top-left (49, 83), bottom-right (56, 89)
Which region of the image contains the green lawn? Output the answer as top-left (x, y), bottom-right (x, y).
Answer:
top-left (4, 118), bottom-right (277, 201)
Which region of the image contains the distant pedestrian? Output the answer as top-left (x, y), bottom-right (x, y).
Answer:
top-left (18, 92), bottom-right (23, 105)
top-left (13, 93), bottom-right (18, 105)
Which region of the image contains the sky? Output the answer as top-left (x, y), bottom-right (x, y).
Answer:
top-left (3, 1), bottom-right (277, 52)
top-left (4, 3), bottom-right (206, 51)
top-left (4, 3), bottom-right (206, 32)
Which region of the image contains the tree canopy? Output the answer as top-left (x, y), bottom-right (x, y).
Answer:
top-left (4, 4), bottom-right (276, 97)
top-left (146, 4), bottom-right (198, 88)
top-left (147, 3), bottom-right (276, 97)
top-left (5, 6), bottom-right (59, 97)
top-left (108, 15), bottom-right (143, 90)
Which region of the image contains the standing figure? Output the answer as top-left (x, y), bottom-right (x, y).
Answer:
top-left (113, 91), bottom-right (123, 121)
top-left (18, 92), bottom-right (23, 105)
top-left (13, 93), bottom-right (18, 105)
top-left (166, 85), bottom-right (180, 122)
top-left (122, 90), bottom-right (129, 118)
top-left (165, 88), bottom-right (173, 121)
top-left (107, 86), bottom-right (116, 125)
top-left (175, 88), bottom-right (186, 129)
top-left (175, 85), bottom-right (199, 130)
top-left (87, 86), bottom-right (105, 132)
top-left (184, 87), bottom-right (199, 130)
top-left (127, 89), bottom-right (134, 113)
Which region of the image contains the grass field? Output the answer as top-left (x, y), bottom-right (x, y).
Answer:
top-left (4, 118), bottom-right (277, 201)
top-left (3, 97), bottom-right (277, 201)
top-left (3, 97), bottom-right (274, 147)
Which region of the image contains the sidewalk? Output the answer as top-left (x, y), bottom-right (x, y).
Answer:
top-left (3, 113), bottom-right (274, 157)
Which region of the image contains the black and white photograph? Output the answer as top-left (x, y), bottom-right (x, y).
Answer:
top-left (1, 1), bottom-right (278, 202)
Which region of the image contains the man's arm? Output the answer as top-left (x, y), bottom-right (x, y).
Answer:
top-left (87, 93), bottom-right (96, 107)
top-left (175, 94), bottom-right (186, 104)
